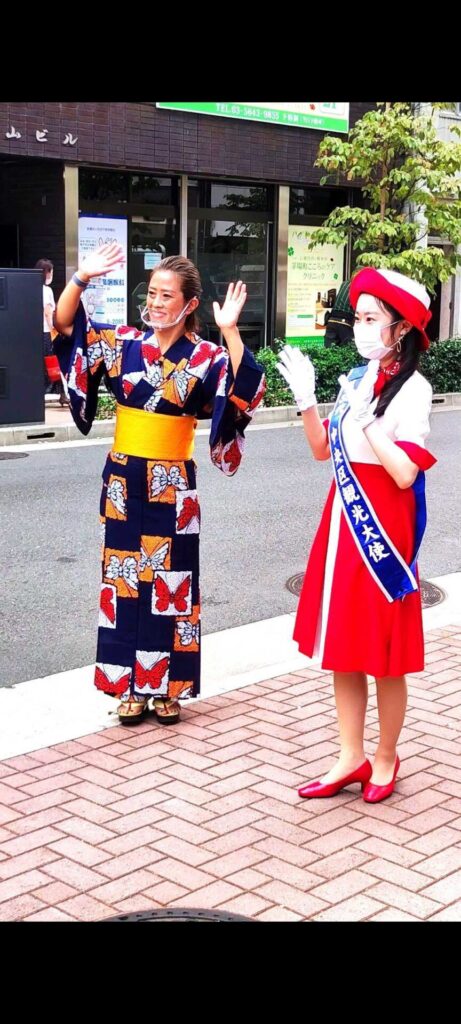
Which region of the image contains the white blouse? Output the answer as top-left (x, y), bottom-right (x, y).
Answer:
top-left (338, 371), bottom-right (433, 464)
top-left (43, 284), bottom-right (55, 333)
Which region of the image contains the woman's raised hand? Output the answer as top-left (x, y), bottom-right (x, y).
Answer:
top-left (276, 344), bottom-right (317, 411)
top-left (78, 242), bottom-right (125, 282)
top-left (212, 280), bottom-right (247, 330)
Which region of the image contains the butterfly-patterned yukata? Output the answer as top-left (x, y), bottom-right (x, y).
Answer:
top-left (55, 303), bottom-right (265, 703)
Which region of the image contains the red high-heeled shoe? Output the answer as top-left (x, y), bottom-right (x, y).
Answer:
top-left (362, 756), bottom-right (400, 803)
top-left (297, 759), bottom-right (372, 799)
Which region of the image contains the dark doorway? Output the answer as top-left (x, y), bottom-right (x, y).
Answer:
top-left (0, 224), bottom-right (20, 268)
top-left (426, 279), bottom-right (441, 342)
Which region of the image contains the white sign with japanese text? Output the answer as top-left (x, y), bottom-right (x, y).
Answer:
top-left (286, 226), bottom-right (345, 346)
top-left (78, 215), bottom-right (128, 326)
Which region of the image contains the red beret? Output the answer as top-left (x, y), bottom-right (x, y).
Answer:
top-left (350, 267), bottom-right (432, 350)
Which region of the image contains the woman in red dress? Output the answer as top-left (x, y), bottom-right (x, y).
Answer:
top-left (277, 268), bottom-right (436, 802)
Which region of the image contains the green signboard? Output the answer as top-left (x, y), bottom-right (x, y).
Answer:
top-left (156, 102), bottom-right (349, 133)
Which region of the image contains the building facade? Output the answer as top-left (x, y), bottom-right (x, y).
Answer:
top-left (1, 101), bottom-right (457, 348)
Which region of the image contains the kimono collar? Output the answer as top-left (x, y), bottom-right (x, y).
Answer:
top-left (142, 328), bottom-right (190, 361)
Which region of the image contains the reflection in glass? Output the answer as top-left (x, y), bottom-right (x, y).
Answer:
top-left (188, 180), bottom-right (273, 350)
top-left (188, 180), bottom-right (271, 212)
top-left (188, 219), bottom-right (268, 349)
top-left (130, 175), bottom-right (175, 205)
top-left (129, 216), bottom-right (178, 325)
top-left (79, 170), bottom-right (129, 203)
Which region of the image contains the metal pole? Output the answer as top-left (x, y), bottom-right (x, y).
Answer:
top-left (64, 164), bottom-right (79, 280)
top-left (180, 174), bottom-right (188, 257)
top-left (275, 185), bottom-right (289, 340)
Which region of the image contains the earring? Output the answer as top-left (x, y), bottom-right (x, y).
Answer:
top-left (396, 338), bottom-right (402, 355)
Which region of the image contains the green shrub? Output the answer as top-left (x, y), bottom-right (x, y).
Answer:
top-left (420, 339), bottom-right (461, 393)
top-left (256, 338), bottom-right (461, 406)
top-left (96, 392), bottom-right (116, 420)
top-left (93, 338), bottom-right (461, 417)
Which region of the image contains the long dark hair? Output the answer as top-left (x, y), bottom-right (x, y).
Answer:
top-left (374, 298), bottom-right (422, 417)
top-left (35, 258), bottom-right (53, 283)
top-left (148, 256), bottom-right (202, 334)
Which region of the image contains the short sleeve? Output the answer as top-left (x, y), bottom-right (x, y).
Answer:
top-left (43, 285), bottom-right (55, 310)
top-left (392, 375), bottom-right (437, 470)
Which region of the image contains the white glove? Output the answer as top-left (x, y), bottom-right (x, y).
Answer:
top-left (338, 359), bottom-right (380, 429)
top-left (276, 345), bottom-right (317, 411)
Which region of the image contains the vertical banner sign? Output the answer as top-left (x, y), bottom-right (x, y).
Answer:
top-left (78, 215), bottom-right (128, 326)
top-left (286, 227), bottom-right (345, 346)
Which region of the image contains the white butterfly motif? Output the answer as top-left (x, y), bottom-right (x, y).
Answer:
top-left (144, 392), bottom-right (163, 412)
top-left (100, 336), bottom-right (123, 373)
top-left (105, 555), bottom-right (139, 591)
top-left (145, 363), bottom-right (163, 388)
top-left (138, 541), bottom-right (170, 575)
top-left (150, 464), bottom-right (187, 499)
top-left (176, 621), bottom-right (200, 647)
top-left (99, 338), bottom-right (116, 372)
top-left (87, 340), bottom-right (103, 368)
top-left (106, 479), bottom-right (127, 516)
top-left (171, 369), bottom-right (192, 403)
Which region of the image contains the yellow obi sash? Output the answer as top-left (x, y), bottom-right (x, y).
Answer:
top-left (113, 405), bottom-right (197, 460)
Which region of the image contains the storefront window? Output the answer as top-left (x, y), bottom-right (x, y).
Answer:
top-left (79, 169), bottom-right (179, 326)
top-left (129, 215), bottom-right (179, 324)
top-left (130, 175), bottom-right (177, 205)
top-left (79, 170), bottom-right (129, 203)
top-left (289, 186), bottom-right (347, 220)
top-left (188, 179), bottom-right (274, 349)
top-left (188, 180), bottom-right (271, 212)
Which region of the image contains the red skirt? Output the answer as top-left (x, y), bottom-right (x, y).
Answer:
top-left (293, 463), bottom-right (425, 677)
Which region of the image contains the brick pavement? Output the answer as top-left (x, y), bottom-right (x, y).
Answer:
top-left (1, 625), bottom-right (461, 922)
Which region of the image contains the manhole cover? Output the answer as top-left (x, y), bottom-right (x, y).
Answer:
top-left (420, 580), bottom-right (445, 608)
top-left (286, 573), bottom-right (304, 597)
top-left (0, 451), bottom-right (29, 460)
top-left (103, 908), bottom-right (255, 923)
top-left (286, 575), bottom-right (445, 609)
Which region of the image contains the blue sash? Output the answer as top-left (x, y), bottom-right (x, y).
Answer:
top-left (328, 366), bottom-right (427, 603)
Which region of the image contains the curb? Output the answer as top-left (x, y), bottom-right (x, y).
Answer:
top-left (1, 573), bottom-right (460, 761)
top-left (1, 393), bottom-right (460, 447)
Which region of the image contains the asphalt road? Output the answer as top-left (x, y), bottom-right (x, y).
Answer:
top-left (1, 410), bottom-right (459, 686)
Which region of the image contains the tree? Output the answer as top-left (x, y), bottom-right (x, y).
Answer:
top-left (307, 102), bottom-right (461, 293)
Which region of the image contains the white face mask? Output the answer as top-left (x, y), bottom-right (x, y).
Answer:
top-left (354, 319), bottom-right (402, 360)
top-left (140, 300), bottom-right (193, 331)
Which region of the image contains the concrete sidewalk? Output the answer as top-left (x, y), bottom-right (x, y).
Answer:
top-left (1, 398), bottom-right (309, 447)
top-left (1, 619), bottom-right (461, 922)
top-left (1, 392), bottom-right (460, 447)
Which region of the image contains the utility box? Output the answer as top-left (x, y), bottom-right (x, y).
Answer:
top-left (0, 268), bottom-right (44, 425)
